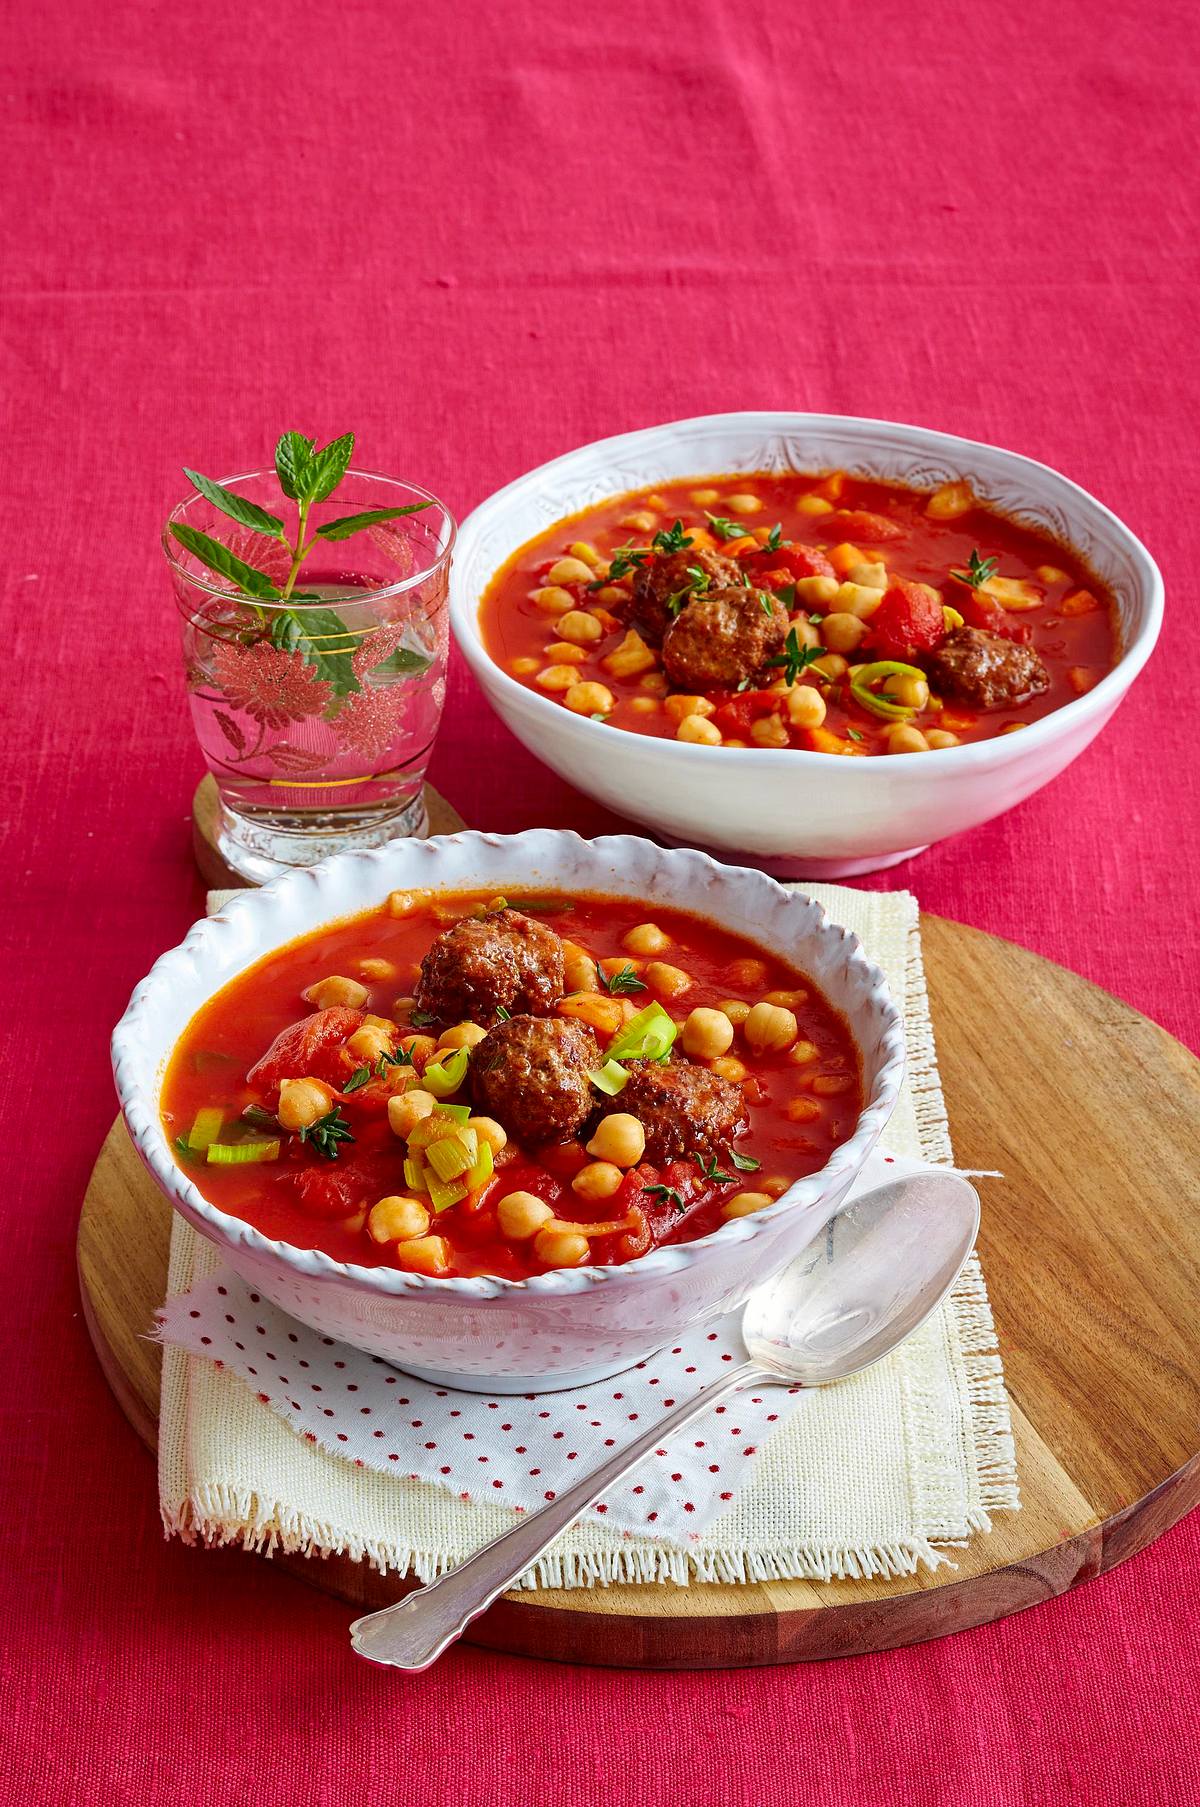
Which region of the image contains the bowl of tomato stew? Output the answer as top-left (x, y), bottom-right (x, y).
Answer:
top-left (451, 414), bottom-right (1162, 875)
top-left (113, 832), bottom-right (904, 1390)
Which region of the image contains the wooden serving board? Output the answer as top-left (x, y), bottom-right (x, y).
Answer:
top-left (80, 904), bottom-right (1200, 1667)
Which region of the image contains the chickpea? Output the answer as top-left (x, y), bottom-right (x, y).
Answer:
top-left (846, 561), bottom-right (888, 590)
top-left (619, 509), bottom-right (658, 532)
top-left (1037, 564), bottom-right (1070, 585)
top-left (761, 1175), bottom-right (791, 1199)
top-left (386, 890), bottom-right (418, 917)
top-left (785, 685), bottom-right (826, 730)
top-left (788, 1040), bottom-right (820, 1066)
top-left (677, 714), bottom-right (722, 745)
top-left (718, 999), bottom-right (751, 1026)
top-left (544, 641), bottom-right (588, 666)
top-left (691, 487), bottom-right (720, 505)
top-left (586, 1113), bottom-right (646, 1169)
top-left (387, 1089), bottom-right (438, 1139)
top-left (602, 630), bottom-right (657, 680)
top-left (664, 693), bottom-right (715, 722)
top-left (645, 960), bottom-right (691, 999)
top-left (533, 1227), bottom-right (591, 1269)
top-left (498, 1191), bottom-right (556, 1240)
top-left (639, 671), bottom-right (669, 695)
top-left (744, 1001), bottom-right (799, 1054)
top-left (396, 1235), bottom-right (451, 1276)
top-left (553, 608), bottom-right (604, 647)
top-left (763, 988), bottom-right (807, 1008)
top-left (392, 995), bottom-right (416, 1019)
top-left (882, 674), bottom-right (929, 710)
top-left (546, 556), bottom-right (596, 586)
top-left (794, 575), bottom-right (839, 606)
top-left (789, 616), bottom-right (821, 650)
top-left (624, 922), bottom-right (670, 956)
top-left (834, 583), bottom-right (885, 620)
top-left (811, 653), bottom-right (848, 682)
top-left (399, 1033), bottom-right (438, 1068)
top-left (530, 585), bottom-right (577, 614)
top-left (510, 655), bottom-right (541, 677)
top-left (749, 715), bottom-right (789, 749)
top-left (820, 612), bottom-right (869, 656)
top-left (303, 974), bottom-right (368, 1010)
top-left (729, 957), bottom-right (767, 988)
top-left (886, 724), bottom-right (930, 755)
top-left (629, 696), bottom-right (660, 715)
top-left (795, 494), bottom-right (834, 516)
top-left (813, 1073), bottom-right (854, 1095)
top-left (362, 1013), bottom-right (396, 1032)
top-left (681, 1007), bottom-right (735, 1060)
top-left (564, 951), bottom-right (599, 992)
top-left (785, 1096), bottom-right (822, 1122)
top-left (594, 585), bottom-right (628, 605)
top-left (565, 681), bottom-right (616, 717)
top-left (926, 480), bottom-right (974, 520)
top-left (277, 1077), bottom-right (334, 1131)
top-left (368, 1195), bottom-right (431, 1244)
top-left (926, 729), bottom-right (960, 749)
top-left (722, 1191), bottom-right (773, 1219)
top-left (711, 1055), bottom-right (748, 1083)
top-left (572, 1161), bottom-right (625, 1201)
top-left (536, 663), bottom-right (581, 692)
top-left (466, 1115), bottom-right (508, 1156)
top-left (345, 1024), bottom-right (394, 1064)
top-left (438, 1021), bottom-right (488, 1052)
top-left (357, 957), bottom-right (396, 982)
top-left (726, 493), bottom-right (762, 515)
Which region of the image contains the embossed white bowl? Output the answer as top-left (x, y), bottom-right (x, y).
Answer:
top-left (111, 832), bottom-right (904, 1391)
top-left (450, 414), bottom-right (1163, 876)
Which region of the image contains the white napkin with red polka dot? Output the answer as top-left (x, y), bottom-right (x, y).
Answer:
top-left (155, 886), bottom-right (1018, 1588)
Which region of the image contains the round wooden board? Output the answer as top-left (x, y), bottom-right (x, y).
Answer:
top-left (191, 774), bottom-right (467, 890)
top-left (79, 917), bottom-right (1200, 1668)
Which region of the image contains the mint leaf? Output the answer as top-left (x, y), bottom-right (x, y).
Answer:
top-left (305, 433), bottom-right (354, 503)
top-left (314, 503), bottom-right (432, 542)
top-left (373, 645), bottom-right (432, 679)
top-left (170, 522), bottom-right (281, 599)
top-left (275, 432), bottom-right (314, 500)
top-left (268, 608), bottom-right (361, 698)
top-left (183, 470), bottom-right (285, 539)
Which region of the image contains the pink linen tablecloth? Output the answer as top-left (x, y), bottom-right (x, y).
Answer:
top-left (1, 1), bottom-right (1196, 1802)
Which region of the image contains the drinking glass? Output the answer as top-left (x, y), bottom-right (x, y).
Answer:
top-left (164, 471), bottom-right (455, 883)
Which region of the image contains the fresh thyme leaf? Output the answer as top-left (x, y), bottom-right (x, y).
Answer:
top-left (409, 1008), bottom-right (438, 1027)
top-left (644, 1183), bottom-right (685, 1215)
top-left (729, 1148), bottom-right (761, 1172)
top-left (652, 519), bottom-right (694, 555)
top-left (494, 1005), bottom-right (511, 1021)
top-left (599, 962), bottom-right (648, 997)
top-left (694, 1152), bottom-right (737, 1185)
top-left (183, 470), bottom-right (286, 539)
top-left (846, 726), bottom-right (865, 741)
top-left (759, 591), bottom-right (775, 617)
top-left (665, 565), bottom-right (711, 618)
top-left (298, 1106), bottom-right (355, 1159)
top-left (588, 543), bottom-right (650, 589)
top-left (767, 628), bottom-right (825, 687)
top-left (274, 432), bottom-right (314, 500)
top-left (950, 548), bottom-right (1000, 590)
top-left (304, 433), bottom-right (355, 503)
top-left (764, 523), bottom-right (784, 552)
top-left (169, 522), bottom-right (282, 599)
top-left (173, 1133), bottom-right (194, 1158)
top-left (241, 1104), bottom-right (278, 1131)
top-left (705, 514), bottom-right (746, 542)
top-left (342, 1066), bottom-right (372, 1094)
top-left (314, 503), bottom-right (432, 542)
top-left (377, 1045), bottom-right (415, 1074)
top-left (589, 711), bottom-right (611, 722)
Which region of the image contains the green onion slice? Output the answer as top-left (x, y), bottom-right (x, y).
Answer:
top-left (184, 1106), bottom-right (225, 1153)
top-left (589, 1059), bottom-right (631, 1097)
top-left (849, 660), bottom-right (925, 722)
top-left (605, 1001), bottom-right (677, 1065)
top-left (205, 1138), bottom-right (281, 1166)
top-left (423, 1046), bottom-right (471, 1099)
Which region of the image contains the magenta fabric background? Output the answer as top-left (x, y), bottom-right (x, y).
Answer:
top-left (1, 1), bottom-right (1196, 1802)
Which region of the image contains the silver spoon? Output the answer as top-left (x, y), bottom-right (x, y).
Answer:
top-left (349, 1169), bottom-right (980, 1671)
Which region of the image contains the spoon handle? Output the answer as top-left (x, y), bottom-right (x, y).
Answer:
top-left (349, 1360), bottom-right (760, 1670)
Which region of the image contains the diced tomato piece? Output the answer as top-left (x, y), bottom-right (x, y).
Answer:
top-left (291, 1154), bottom-right (394, 1220)
top-left (866, 579), bottom-right (946, 661)
top-left (816, 510), bottom-right (904, 542)
top-left (777, 543), bottom-right (836, 580)
top-left (958, 591), bottom-right (1032, 642)
top-left (712, 690), bottom-right (782, 739)
top-left (247, 1007), bottom-right (365, 1093)
top-left (756, 566), bottom-right (796, 592)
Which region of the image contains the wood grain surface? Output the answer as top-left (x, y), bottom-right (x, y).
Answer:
top-left (79, 915), bottom-right (1200, 1667)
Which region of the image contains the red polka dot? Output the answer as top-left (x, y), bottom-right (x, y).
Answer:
top-left (743, 1446), bottom-right (757, 1456)
top-left (709, 1464), bottom-right (720, 1473)
top-left (647, 1511), bottom-right (658, 1522)
top-left (424, 1441), bottom-right (436, 1450)
top-left (544, 1490), bottom-right (556, 1500)
top-left (492, 1480), bottom-right (503, 1489)
top-left (595, 1503), bottom-right (608, 1514)
top-left (633, 1485), bottom-right (644, 1495)
top-left (694, 1440), bottom-right (705, 1448)
top-left (683, 1502), bottom-right (695, 1513)
top-left (440, 1465), bottom-right (450, 1474)
top-left (671, 1473), bottom-right (682, 1482)
top-left (720, 1491), bottom-right (732, 1501)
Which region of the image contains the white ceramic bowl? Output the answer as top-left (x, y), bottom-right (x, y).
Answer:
top-left (450, 413), bottom-right (1163, 877)
top-left (111, 832), bottom-right (905, 1391)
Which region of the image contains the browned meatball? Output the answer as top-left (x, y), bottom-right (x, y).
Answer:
top-left (471, 1015), bottom-right (601, 1146)
top-left (926, 626), bottom-right (1050, 711)
top-left (662, 587), bottom-right (788, 693)
top-left (630, 547), bottom-right (743, 646)
top-left (619, 1059), bottom-right (748, 1165)
top-left (414, 909), bottom-right (565, 1027)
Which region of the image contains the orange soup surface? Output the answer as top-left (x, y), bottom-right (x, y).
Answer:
top-left (479, 471), bottom-right (1117, 755)
top-left (162, 891), bottom-right (863, 1280)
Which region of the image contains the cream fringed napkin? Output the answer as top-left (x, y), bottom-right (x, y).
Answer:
top-left (158, 885), bottom-right (1019, 1588)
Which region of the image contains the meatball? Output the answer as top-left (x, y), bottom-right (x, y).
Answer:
top-left (414, 909), bottom-right (565, 1027)
top-left (630, 547), bottom-right (743, 646)
top-left (619, 1059), bottom-right (748, 1166)
top-left (926, 626), bottom-right (1050, 711)
top-left (662, 587), bottom-right (788, 693)
top-left (471, 1014), bottom-right (600, 1146)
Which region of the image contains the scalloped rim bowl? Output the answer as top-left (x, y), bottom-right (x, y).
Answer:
top-left (111, 831), bottom-right (905, 1390)
top-left (449, 413), bottom-right (1163, 875)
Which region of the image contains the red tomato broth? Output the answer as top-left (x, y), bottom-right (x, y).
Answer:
top-left (478, 472), bottom-right (1118, 754)
top-left (161, 891), bottom-right (863, 1279)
